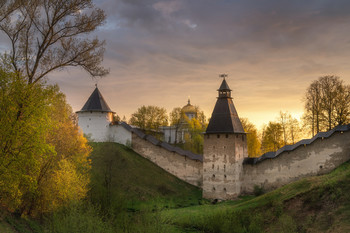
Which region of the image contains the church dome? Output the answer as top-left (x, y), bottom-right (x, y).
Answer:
top-left (182, 99), bottom-right (196, 114)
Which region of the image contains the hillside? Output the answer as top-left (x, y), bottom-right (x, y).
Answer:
top-left (88, 142), bottom-right (202, 211)
top-left (162, 160), bottom-right (350, 232)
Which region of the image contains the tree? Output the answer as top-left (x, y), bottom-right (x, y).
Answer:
top-left (0, 0), bottom-right (108, 84)
top-left (169, 107), bottom-right (183, 144)
top-left (304, 80), bottom-right (322, 136)
top-left (129, 105), bottom-right (168, 131)
top-left (304, 75), bottom-right (350, 135)
top-left (261, 122), bottom-right (283, 153)
top-left (0, 65), bottom-right (91, 216)
top-left (240, 118), bottom-right (261, 157)
top-left (183, 118), bottom-right (205, 154)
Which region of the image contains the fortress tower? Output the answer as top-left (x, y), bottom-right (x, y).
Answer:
top-left (203, 76), bottom-right (248, 200)
top-left (76, 86), bottom-right (115, 142)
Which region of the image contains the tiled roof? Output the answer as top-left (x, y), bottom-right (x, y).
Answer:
top-left (243, 124), bottom-right (350, 165)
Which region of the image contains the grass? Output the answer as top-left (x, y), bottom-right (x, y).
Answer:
top-left (88, 142), bottom-right (202, 212)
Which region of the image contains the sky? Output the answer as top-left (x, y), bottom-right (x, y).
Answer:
top-left (4, 0), bottom-right (350, 129)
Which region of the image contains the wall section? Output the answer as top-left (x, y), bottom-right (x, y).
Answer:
top-left (131, 133), bottom-right (203, 187)
top-left (242, 130), bottom-right (350, 193)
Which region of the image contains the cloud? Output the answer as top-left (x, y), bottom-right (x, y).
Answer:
top-left (3, 0), bottom-right (350, 129)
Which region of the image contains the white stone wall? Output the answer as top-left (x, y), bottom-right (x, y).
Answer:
top-left (108, 124), bottom-right (132, 146)
top-left (77, 111), bottom-right (113, 142)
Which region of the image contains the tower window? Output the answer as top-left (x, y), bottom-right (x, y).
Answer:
top-left (224, 174), bottom-right (227, 178)
top-left (212, 164), bottom-right (214, 169)
top-left (213, 154), bottom-right (215, 159)
top-left (226, 134), bottom-right (228, 138)
top-left (224, 165), bottom-right (226, 171)
top-left (213, 187), bottom-right (216, 191)
top-left (212, 174), bottom-right (215, 178)
top-left (217, 134), bottom-right (220, 138)
top-left (224, 188), bottom-right (227, 191)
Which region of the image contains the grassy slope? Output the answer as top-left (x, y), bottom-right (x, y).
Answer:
top-left (162, 161), bottom-right (350, 232)
top-left (88, 142), bottom-right (202, 211)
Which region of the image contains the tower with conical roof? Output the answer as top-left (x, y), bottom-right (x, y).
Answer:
top-left (76, 86), bottom-right (115, 142)
top-left (203, 75), bottom-right (247, 200)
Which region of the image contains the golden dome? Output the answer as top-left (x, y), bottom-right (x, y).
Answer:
top-left (182, 99), bottom-right (196, 113)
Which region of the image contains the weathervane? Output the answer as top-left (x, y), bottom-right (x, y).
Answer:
top-left (219, 74), bottom-right (228, 80)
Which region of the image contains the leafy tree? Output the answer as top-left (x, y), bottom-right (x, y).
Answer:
top-left (240, 118), bottom-right (261, 157)
top-left (129, 105), bottom-right (168, 131)
top-left (0, 0), bottom-right (108, 84)
top-left (261, 122), bottom-right (283, 153)
top-left (169, 107), bottom-right (184, 144)
top-left (0, 65), bottom-right (90, 216)
top-left (183, 118), bottom-right (205, 154)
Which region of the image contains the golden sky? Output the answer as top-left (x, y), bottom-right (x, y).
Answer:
top-left (25, 0), bottom-right (350, 129)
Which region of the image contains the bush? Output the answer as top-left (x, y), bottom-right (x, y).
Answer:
top-left (253, 185), bottom-right (265, 196)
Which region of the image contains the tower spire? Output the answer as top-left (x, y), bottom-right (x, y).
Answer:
top-left (206, 77), bottom-right (244, 134)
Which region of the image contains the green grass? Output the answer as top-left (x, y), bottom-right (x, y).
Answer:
top-left (88, 142), bottom-right (202, 213)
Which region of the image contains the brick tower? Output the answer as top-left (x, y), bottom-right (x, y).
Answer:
top-left (203, 76), bottom-right (248, 200)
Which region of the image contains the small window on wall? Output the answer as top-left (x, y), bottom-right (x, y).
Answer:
top-left (226, 134), bottom-right (228, 138)
top-left (224, 188), bottom-right (227, 192)
top-left (212, 164), bottom-right (214, 169)
top-left (212, 174), bottom-right (215, 178)
top-left (212, 187), bottom-right (216, 191)
top-left (224, 174), bottom-right (227, 179)
top-left (217, 134), bottom-right (220, 138)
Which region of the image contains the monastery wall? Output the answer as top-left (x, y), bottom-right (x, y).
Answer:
top-left (241, 129), bottom-right (350, 194)
top-left (131, 133), bottom-right (203, 187)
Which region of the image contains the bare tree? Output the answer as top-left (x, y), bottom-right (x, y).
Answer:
top-left (0, 0), bottom-right (108, 84)
top-left (304, 75), bottom-right (350, 134)
top-left (304, 80), bottom-right (322, 135)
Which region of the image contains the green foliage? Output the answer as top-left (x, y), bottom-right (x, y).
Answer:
top-left (241, 118), bottom-right (261, 157)
top-left (261, 121), bottom-right (284, 153)
top-left (129, 105), bottom-right (168, 130)
top-left (0, 64), bottom-right (91, 216)
top-left (253, 185), bottom-right (264, 196)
